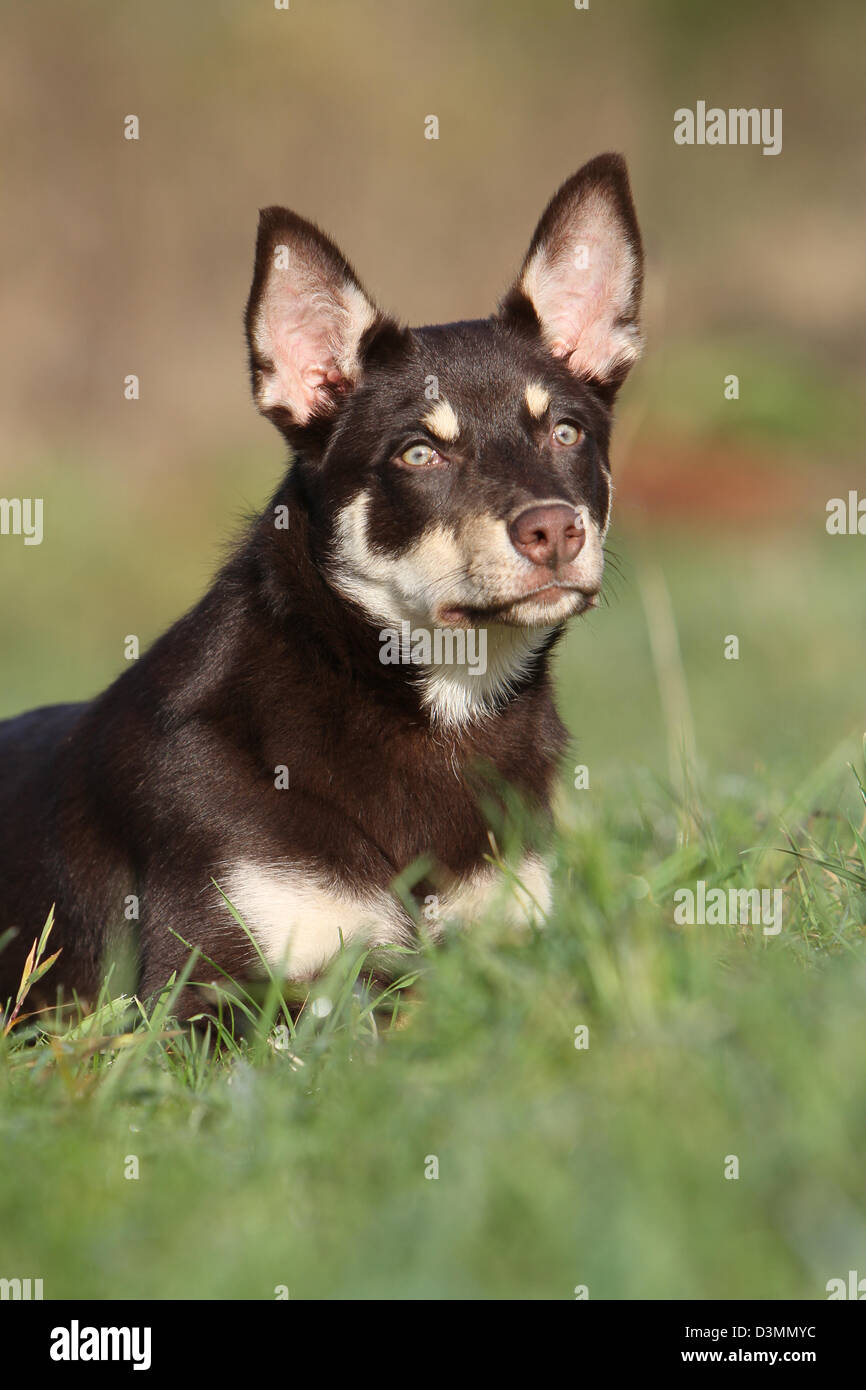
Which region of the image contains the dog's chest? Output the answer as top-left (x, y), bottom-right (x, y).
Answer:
top-left (253, 688), bottom-right (559, 876)
top-left (212, 691), bottom-right (560, 978)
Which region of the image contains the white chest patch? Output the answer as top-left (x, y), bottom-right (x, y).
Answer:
top-left (418, 626), bottom-right (552, 729)
top-left (218, 865), bottom-right (412, 979)
top-left (438, 852), bottom-right (552, 929)
top-left (216, 852), bottom-right (551, 979)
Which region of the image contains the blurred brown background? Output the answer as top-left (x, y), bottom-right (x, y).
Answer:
top-left (2, 0), bottom-right (864, 468)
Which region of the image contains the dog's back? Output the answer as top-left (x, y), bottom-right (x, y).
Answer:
top-left (0, 703), bottom-right (91, 999)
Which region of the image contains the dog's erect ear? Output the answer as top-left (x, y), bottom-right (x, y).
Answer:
top-left (500, 153), bottom-right (643, 392)
top-left (245, 208), bottom-right (391, 428)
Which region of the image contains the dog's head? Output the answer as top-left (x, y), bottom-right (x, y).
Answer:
top-left (245, 154), bottom-right (642, 640)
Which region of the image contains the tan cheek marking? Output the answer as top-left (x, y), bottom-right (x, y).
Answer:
top-left (422, 398), bottom-right (460, 443)
top-left (525, 382), bottom-right (551, 419)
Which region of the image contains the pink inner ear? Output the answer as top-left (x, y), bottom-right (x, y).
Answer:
top-left (256, 280), bottom-right (344, 421)
top-left (522, 197), bottom-right (641, 382)
top-left (253, 261), bottom-right (374, 423)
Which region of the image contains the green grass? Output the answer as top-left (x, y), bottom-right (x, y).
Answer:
top-left (1, 753), bottom-right (865, 1300)
top-left (1, 450), bottom-right (865, 1300)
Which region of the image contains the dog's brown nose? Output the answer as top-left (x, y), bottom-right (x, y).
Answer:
top-left (508, 504), bottom-right (585, 567)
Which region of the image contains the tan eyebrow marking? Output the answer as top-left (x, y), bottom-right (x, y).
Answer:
top-left (525, 382), bottom-right (551, 418)
top-left (422, 398), bottom-right (460, 442)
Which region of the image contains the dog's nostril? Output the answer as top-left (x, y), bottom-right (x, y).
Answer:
top-left (508, 504), bottom-right (585, 566)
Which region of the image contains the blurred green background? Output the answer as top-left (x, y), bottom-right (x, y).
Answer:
top-left (1, 0), bottom-right (865, 1303)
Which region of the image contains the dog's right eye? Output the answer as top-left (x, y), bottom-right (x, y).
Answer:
top-left (397, 443), bottom-right (443, 468)
top-left (552, 421), bottom-right (583, 447)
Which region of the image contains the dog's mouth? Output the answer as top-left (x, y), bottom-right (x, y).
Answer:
top-left (437, 582), bottom-right (598, 628)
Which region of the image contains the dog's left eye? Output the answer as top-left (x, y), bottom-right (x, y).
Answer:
top-left (398, 443), bottom-right (442, 467)
top-left (552, 421), bottom-right (583, 446)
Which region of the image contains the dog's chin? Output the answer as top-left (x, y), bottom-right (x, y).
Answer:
top-left (436, 585), bottom-right (596, 630)
top-left (502, 589), bottom-right (593, 627)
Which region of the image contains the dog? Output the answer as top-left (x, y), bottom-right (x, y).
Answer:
top-left (0, 153), bottom-right (643, 1021)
